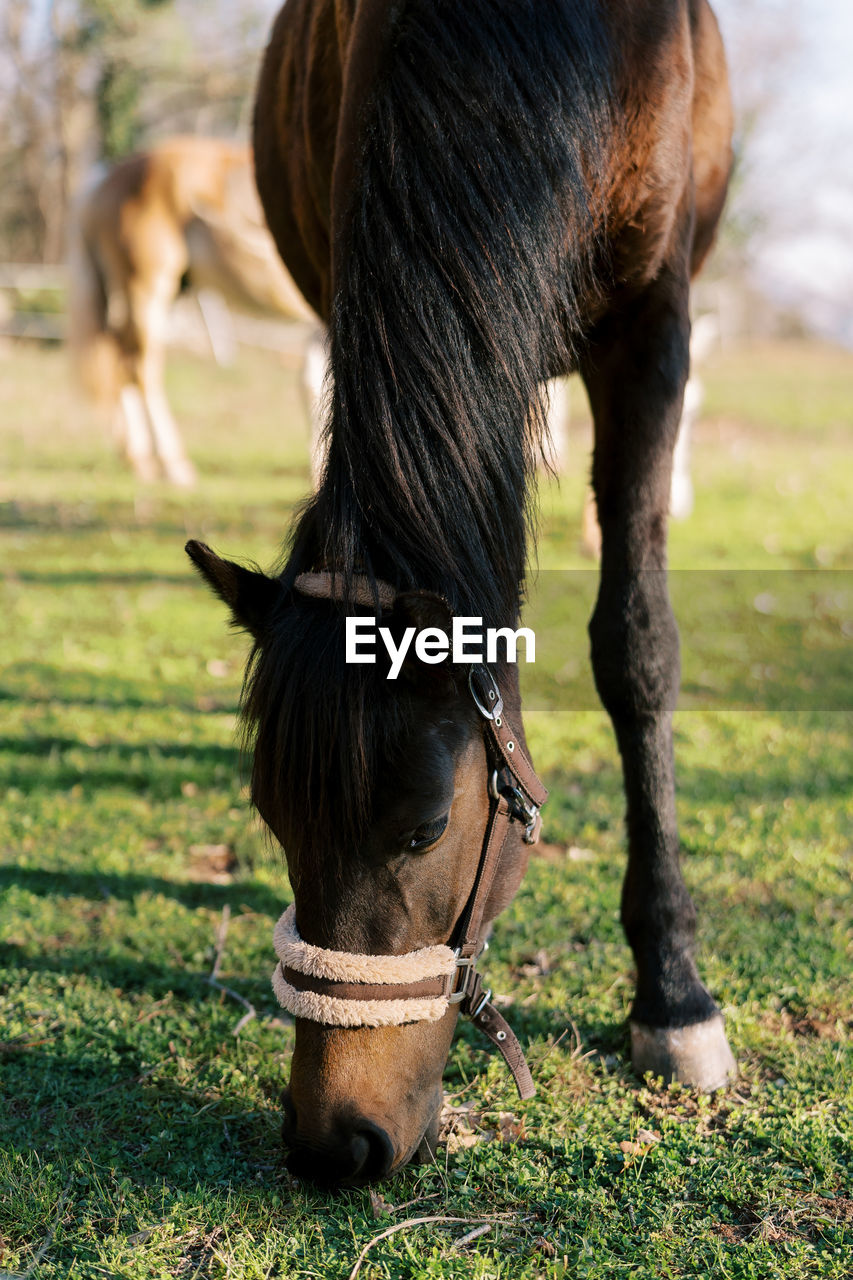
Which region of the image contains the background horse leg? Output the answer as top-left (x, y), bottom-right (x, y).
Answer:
top-left (668, 377), bottom-right (696, 519)
top-left (670, 313), bottom-right (720, 519)
top-left (302, 327), bottom-right (330, 489)
top-left (144, 375), bottom-right (198, 488)
top-left (131, 280), bottom-right (197, 488)
top-left (544, 377), bottom-right (571, 473)
top-left (118, 383), bottom-right (158, 482)
top-left (580, 266), bottom-right (735, 1092)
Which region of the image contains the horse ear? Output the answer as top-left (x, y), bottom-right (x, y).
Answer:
top-left (391, 590), bottom-right (463, 692)
top-left (185, 540), bottom-right (282, 638)
top-left (392, 589), bottom-right (453, 634)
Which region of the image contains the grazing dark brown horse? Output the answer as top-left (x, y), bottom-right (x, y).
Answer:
top-left (188, 0), bottom-right (735, 1186)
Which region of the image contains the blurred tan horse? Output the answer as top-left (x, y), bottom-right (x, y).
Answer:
top-left (69, 136), bottom-right (317, 485)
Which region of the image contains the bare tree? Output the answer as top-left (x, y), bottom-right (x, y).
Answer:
top-left (0, 0), bottom-right (275, 262)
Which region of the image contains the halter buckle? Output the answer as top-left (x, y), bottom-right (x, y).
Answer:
top-left (469, 665), bottom-right (503, 721)
top-left (490, 770), bottom-right (540, 843)
top-left (447, 950), bottom-right (478, 1004)
top-left (470, 987), bottom-right (493, 1020)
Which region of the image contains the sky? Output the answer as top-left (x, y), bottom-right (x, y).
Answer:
top-left (713, 0), bottom-right (853, 343)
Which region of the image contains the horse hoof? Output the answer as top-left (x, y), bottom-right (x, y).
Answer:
top-left (630, 1015), bottom-right (736, 1092)
top-left (166, 459), bottom-right (198, 488)
top-left (130, 457), bottom-right (160, 484)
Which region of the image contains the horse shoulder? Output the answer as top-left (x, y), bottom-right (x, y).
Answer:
top-left (597, 0), bottom-right (728, 291)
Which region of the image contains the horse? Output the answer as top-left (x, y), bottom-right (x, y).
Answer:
top-left (188, 0), bottom-right (735, 1186)
top-left (68, 136), bottom-right (317, 486)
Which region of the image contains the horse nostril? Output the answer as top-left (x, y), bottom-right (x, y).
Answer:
top-left (283, 1115), bottom-right (396, 1186)
top-left (351, 1121), bottom-right (395, 1182)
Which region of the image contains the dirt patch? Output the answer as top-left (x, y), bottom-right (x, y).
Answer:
top-left (186, 844), bottom-right (237, 884)
top-left (171, 1226), bottom-right (226, 1277)
top-left (761, 1006), bottom-right (851, 1041)
top-left (713, 1195), bottom-right (853, 1247)
top-left (532, 841), bottom-right (596, 865)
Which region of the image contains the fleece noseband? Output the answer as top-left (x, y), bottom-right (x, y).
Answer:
top-left (270, 577), bottom-right (548, 1100)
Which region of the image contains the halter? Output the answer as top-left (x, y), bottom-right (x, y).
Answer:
top-left (270, 576), bottom-right (548, 1100)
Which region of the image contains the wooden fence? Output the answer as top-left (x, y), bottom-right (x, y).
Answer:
top-left (0, 263), bottom-right (314, 363)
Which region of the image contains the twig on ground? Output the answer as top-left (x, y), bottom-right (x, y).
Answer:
top-left (348, 1215), bottom-right (513, 1280)
top-left (206, 905), bottom-right (256, 1036)
top-left (0, 1038), bottom-right (52, 1054)
top-left (451, 1223), bottom-right (493, 1250)
top-left (134, 994), bottom-right (174, 1024)
top-left (386, 1192), bottom-right (441, 1215)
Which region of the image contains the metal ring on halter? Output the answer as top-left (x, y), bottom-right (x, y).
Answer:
top-left (490, 769), bottom-right (540, 844)
top-left (468, 664), bottom-right (504, 721)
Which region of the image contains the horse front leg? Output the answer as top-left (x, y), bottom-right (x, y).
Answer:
top-left (580, 268), bottom-right (735, 1092)
top-left (139, 285), bottom-right (197, 489)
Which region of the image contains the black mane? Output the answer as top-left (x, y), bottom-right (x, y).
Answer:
top-left (286, 0), bottom-right (612, 626)
top-left (249, 0), bottom-right (613, 859)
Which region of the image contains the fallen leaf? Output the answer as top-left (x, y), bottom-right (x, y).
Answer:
top-left (497, 1112), bottom-right (525, 1143)
top-left (440, 1101), bottom-right (490, 1152)
top-left (369, 1190), bottom-right (392, 1218)
top-left (445, 1123), bottom-right (485, 1153)
top-left (620, 1130), bottom-right (660, 1158)
top-left (128, 1226), bottom-right (156, 1246)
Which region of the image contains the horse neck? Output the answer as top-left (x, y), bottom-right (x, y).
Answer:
top-left (296, 0), bottom-right (608, 627)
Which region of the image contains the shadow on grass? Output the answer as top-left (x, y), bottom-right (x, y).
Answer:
top-left (0, 499), bottom-right (189, 536)
top-left (544, 750), bottom-right (847, 809)
top-left (0, 865), bottom-right (287, 918)
top-left (0, 736), bottom-right (244, 795)
top-left (4, 569), bottom-right (197, 586)
top-left (0, 664), bottom-right (238, 714)
top-left (3, 1043), bottom-right (284, 1195)
top-left (0, 938), bottom-right (279, 1003)
top-left (677, 756), bottom-right (848, 805)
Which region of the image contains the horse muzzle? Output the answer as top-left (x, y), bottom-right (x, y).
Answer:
top-left (281, 1085), bottom-right (442, 1186)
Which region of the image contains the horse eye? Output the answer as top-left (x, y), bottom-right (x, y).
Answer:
top-left (408, 813), bottom-right (449, 851)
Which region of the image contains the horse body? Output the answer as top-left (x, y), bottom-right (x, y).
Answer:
top-left (69, 136), bottom-right (316, 485)
top-left (190, 0), bottom-right (734, 1185)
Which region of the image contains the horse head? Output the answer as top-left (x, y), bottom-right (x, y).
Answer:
top-left (187, 540), bottom-right (540, 1185)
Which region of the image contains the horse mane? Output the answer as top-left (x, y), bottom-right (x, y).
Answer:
top-left (248, 0), bottom-right (614, 862)
top-left (288, 0), bottom-right (613, 625)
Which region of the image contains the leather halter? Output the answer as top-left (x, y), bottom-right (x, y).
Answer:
top-left (271, 575), bottom-right (549, 1099)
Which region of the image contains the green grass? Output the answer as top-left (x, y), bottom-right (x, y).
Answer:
top-left (1, 339), bottom-right (851, 1278)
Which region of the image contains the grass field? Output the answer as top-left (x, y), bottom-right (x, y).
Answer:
top-left (1, 338), bottom-right (851, 1278)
